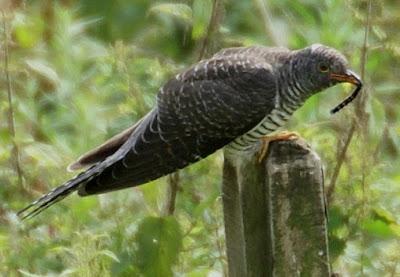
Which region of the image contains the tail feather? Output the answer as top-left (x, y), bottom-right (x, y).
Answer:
top-left (18, 167), bottom-right (98, 220)
top-left (18, 111), bottom-right (156, 219)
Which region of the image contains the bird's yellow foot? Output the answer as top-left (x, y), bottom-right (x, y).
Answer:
top-left (258, 131), bottom-right (300, 163)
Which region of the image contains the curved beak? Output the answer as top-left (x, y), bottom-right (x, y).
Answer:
top-left (329, 69), bottom-right (363, 114)
top-left (330, 70), bottom-right (362, 86)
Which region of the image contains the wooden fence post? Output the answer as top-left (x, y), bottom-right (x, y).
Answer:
top-left (222, 139), bottom-right (330, 277)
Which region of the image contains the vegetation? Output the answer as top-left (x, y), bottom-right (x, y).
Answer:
top-left (1, 0), bottom-right (399, 276)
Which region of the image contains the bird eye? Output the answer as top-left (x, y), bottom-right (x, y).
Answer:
top-left (318, 63), bottom-right (329, 72)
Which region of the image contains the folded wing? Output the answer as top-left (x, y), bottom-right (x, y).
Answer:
top-left (19, 52), bottom-right (277, 218)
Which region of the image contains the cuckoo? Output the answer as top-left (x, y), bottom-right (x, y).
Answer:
top-left (19, 44), bottom-right (362, 219)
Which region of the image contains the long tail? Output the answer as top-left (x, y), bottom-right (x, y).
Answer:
top-left (18, 165), bottom-right (100, 220)
top-left (18, 112), bottom-right (154, 220)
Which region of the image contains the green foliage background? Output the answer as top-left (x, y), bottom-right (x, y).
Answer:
top-left (1, 0), bottom-right (399, 276)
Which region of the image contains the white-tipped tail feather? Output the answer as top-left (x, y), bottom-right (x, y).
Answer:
top-left (18, 165), bottom-right (99, 220)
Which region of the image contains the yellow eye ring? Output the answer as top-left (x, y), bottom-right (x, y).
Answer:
top-left (318, 63), bottom-right (329, 72)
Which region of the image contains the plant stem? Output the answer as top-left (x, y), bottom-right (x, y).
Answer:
top-left (254, 0), bottom-right (279, 46)
top-left (327, 123), bottom-right (356, 202)
top-left (164, 172), bottom-right (179, 215)
top-left (2, 12), bottom-right (24, 186)
top-left (197, 0), bottom-right (223, 60)
top-left (327, 0), bottom-right (372, 204)
top-left (359, 2), bottom-right (373, 276)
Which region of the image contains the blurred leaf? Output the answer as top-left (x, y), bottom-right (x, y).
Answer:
top-left (328, 206), bottom-right (349, 231)
top-left (361, 219), bottom-right (397, 238)
top-left (372, 25), bottom-right (387, 40)
top-left (148, 3), bottom-right (193, 25)
top-left (368, 98), bottom-right (385, 139)
top-left (139, 180), bottom-right (162, 212)
top-left (135, 216), bottom-right (182, 277)
top-left (192, 0), bottom-right (213, 40)
top-left (18, 270), bottom-right (42, 277)
top-left (23, 142), bottom-right (63, 167)
top-left (193, 190), bottom-right (219, 218)
top-left (0, 128), bottom-right (12, 145)
top-left (100, 250), bottom-right (120, 263)
top-left (371, 207), bottom-right (397, 224)
top-left (13, 13), bottom-right (44, 48)
top-left (59, 269), bottom-right (76, 276)
top-left (26, 59), bottom-right (60, 87)
top-left (329, 235), bottom-right (347, 261)
top-left (69, 18), bottom-right (102, 37)
top-left (70, 197), bottom-right (98, 223)
top-left (187, 269), bottom-right (211, 277)
top-left (390, 224), bottom-right (400, 237)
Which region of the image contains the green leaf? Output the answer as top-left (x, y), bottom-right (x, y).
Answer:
top-left (390, 224), bottom-right (400, 237)
top-left (18, 270), bottom-right (43, 277)
top-left (13, 14), bottom-right (44, 48)
top-left (371, 207), bottom-right (397, 224)
top-left (139, 180), bottom-right (163, 210)
top-left (192, 0), bottom-right (213, 39)
top-left (188, 269), bottom-right (212, 277)
top-left (361, 219), bottom-right (396, 238)
top-left (135, 216), bottom-right (183, 277)
top-left (25, 59), bottom-right (60, 87)
top-left (328, 206), bottom-right (348, 231)
top-left (148, 3), bottom-right (193, 25)
top-left (328, 235), bottom-right (347, 261)
top-left (70, 196), bottom-right (98, 224)
top-left (100, 250), bottom-right (120, 263)
top-left (0, 127), bottom-right (12, 145)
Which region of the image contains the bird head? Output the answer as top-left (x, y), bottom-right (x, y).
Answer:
top-left (291, 44), bottom-right (362, 113)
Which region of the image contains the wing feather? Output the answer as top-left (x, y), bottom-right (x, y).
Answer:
top-left (67, 115), bottom-right (148, 171)
top-left (78, 56), bottom-right (277, 195)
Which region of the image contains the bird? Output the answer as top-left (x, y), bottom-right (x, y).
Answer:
top-left (18, 44), bottom-right (362, 219)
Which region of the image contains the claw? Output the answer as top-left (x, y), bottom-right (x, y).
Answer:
top-left (257, 131), bottom-right (300, 163)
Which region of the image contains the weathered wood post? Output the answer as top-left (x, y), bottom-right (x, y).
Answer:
top-left (222, 139), bottom-right (330, 277)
